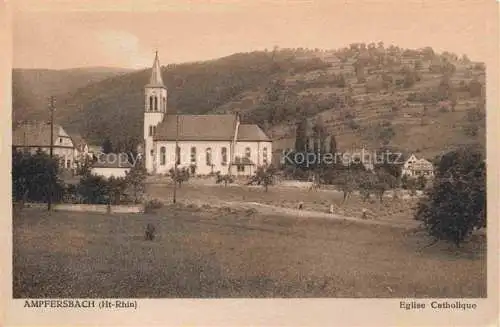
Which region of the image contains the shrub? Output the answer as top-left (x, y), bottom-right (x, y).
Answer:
top-left (248, 165), bottom-right (277, 192)
top-left (347, 119), bottom-right (360, 130)
top-left (169, 167), bottom-right (190, 188)
top-left (77, 174), bottom-right (109, 204)
top-left (462, 124), bottom-right (479, 137)
top-left (465, 107), bottom-right (485, 123)
top-left (145, 199), bottom-right (164, 212)
top-left (215, 172), bottom-right (234, 186)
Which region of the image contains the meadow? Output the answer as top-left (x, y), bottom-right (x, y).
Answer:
top-left (13, 198), bottom-right (486, 298)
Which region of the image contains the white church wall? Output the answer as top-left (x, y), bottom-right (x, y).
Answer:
top-left (234, 141), bottom-right (273, 167)
top-left (154, 141), bottom-right (232, 176)
top-left (144, 111), bottom-right (164, 173)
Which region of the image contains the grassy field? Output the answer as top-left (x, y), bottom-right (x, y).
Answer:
top-left (147, 181), bottom-right (420, 225)
top-left (13, 204), bottom-right (486, 298)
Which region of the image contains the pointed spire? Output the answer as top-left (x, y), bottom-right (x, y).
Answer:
top-left (149, 50), bottom-right (164, 86)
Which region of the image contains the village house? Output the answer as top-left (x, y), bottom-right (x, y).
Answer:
top-left (143, 52), bottom-right (272, 176)
top-left (66, 131), bottom-right (91, 169)
top-left (12, 121), bottom-right (76, 170)
top-left (401, 153), bottom-right (435, 178)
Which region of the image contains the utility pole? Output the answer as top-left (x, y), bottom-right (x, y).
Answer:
top-left (48, 96), bottom-right (55, 211)
top-left (173, 114), bottom-right (179, 204)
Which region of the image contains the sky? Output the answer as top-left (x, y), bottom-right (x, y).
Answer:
top-left (11, 0), bottom-right (498, 69)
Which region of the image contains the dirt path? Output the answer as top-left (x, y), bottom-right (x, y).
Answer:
top-left (147, 181), bottom-right (421, 230)
top-left (181, 197), bottom-right (420, 230)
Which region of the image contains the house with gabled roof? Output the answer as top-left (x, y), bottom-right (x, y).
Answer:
top-left (143, 52), bottom-right (272, 176)
top-left (12, 121), bottom-right (76, 170)
top-left (401, 153), bottom-right (434, 178)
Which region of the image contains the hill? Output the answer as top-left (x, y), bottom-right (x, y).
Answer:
top-left (12, 67), bottom-right (134, 122)
top-left (12, 44), bottom-right (486, 158)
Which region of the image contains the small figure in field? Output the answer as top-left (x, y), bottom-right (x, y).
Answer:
top-left (361, 208), bottom-right (368, 219)
top-left (298, 202), bottom-right (304, 210)
top-left (329, 204), bottom-right (334, 214)
top-left (145, 223), bottom-right (156, 241)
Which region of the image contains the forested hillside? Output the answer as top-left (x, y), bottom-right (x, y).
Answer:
top-left (12, 67), bottom-right (133, 122)
top-left (12, 44), bottom-right (486, 158)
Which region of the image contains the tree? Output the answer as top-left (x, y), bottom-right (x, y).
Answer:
top-left (468, 79), bottom-right (483, 98)
top-left (336, 74), bottom-right (346, 88)
top-left (329, 134), bottom-right (337, 156)
top-left (295, 117), bottom-right (308, 152)
top-left (378, 122), bottom-right (396, 146)
top-left (357, 171), bottom-right (378, 202)
top-left (312, 117), bottom-right (327, 154)
top-left (336, 170), bottom-right (357, 203)
top-left (252, 165), bottom-right (277, 192)
top-left (437, 75), bottom-right (452, 100)
top-left (415, 147), bottom-right (486, 247)
top-left (462, 123), bottom-right (479, 137)
top-left (107, 176), bottom-right (128, 205)
top-left (403, 69), bottom-right (417, 88)
top-left (373, 170), bottom-right (397, 203)
top-left (169, 167), bottom-right (190, 188)
top-left (102, 138), bottom-right (113, 154)
top-left (76, 155), bottom-right (92, 176)
top-left (416, 175), bottom-right (427, 190)
top-left (12, 149), bottom-right (65, 203)
top-left (124, 161), bottom-right (148, 203)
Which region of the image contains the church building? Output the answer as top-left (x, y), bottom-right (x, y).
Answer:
top-left (143, 52), bottom-right (272, 176)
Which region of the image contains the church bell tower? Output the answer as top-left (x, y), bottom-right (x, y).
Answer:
top-left (144, 51), bottom-right (167, 173)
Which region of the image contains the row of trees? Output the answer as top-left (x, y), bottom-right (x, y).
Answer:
top-left (72, 164), bottom-right (147, 205)
top-left (12, 149), bottom-right (148, 206)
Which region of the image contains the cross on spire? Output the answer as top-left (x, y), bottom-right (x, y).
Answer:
top-left (149, 50), bottom-right (164, 87)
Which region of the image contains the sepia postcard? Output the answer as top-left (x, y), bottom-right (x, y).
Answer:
top-left (1, 0), bottom-right (499, 326)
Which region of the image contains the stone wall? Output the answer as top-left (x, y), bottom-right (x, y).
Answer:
top-left (22, 203), bottom-right (145, 214)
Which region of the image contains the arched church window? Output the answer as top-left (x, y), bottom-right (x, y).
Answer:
top-left (176, 146), bottom-right (181, 165)
top-left (154, 97), bottom-right (158, 111)
top-left (221, 147), bottom-right (227, 165)
top-left (190, 147), bottom-right (197, 164)
top-left (206, 148), bottom-right (212, 166)
top-left (160, 146), bottom-right (166, 165)
top-left (245, 147), bottom-right (251, 158)
top-left (149, 126), bottom-right (153, 137)
top-left (163, 97), bottom-right (166, 112)
top-left (149, 96), bottom-right (153, 111)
